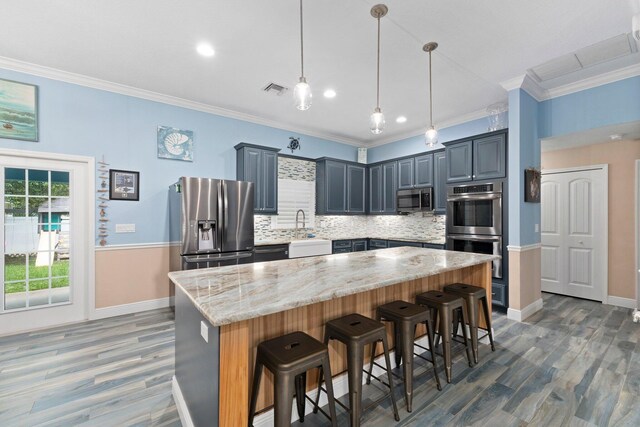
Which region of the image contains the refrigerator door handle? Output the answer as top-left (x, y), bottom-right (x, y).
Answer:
top-left (218, 180), bottom-right (224, 251)
top-left (223, 181), bottom-right (229, 238)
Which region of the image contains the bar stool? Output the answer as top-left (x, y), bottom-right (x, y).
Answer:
top-left (366, 300), bottom-right (441, 412)
top-left (415, 291), bottom-right (473, 383)
top-left (314, 313), bottom-right (400, 427)
top-left (248, 331), bottom-right (338, 427)
top-left (443, 283), bottom-right (495, 364)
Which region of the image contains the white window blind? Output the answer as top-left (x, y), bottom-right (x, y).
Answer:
top-left (271, 179), bottom-right (315, 229)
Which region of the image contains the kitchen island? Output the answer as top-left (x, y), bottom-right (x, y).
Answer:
top-left (169, 247), bottom-right (497, 427)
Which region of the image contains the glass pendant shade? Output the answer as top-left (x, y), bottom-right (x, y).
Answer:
top-left (425, 126), bottom-right (438, 147)
top-left (294, 78), bottom-right (312, 111)
top-left (370, 108), bottom-right (385, 134)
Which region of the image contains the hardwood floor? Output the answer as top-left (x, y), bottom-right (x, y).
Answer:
top-left (0, 293), bottom-right (638, 426)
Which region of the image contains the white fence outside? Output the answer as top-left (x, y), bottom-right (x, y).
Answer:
top-left (4, 217), bottom-right (39, 254)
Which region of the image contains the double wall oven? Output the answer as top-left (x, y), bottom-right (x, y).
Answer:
top-left (446, 181), bottom-right (503, 279)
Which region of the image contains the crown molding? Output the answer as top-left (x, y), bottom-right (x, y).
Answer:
top-left (365, 108), bottom-right (491, 148)
top-left (0, 56), bottom-right (363, 147)
top-left (544, 62), bottom-right (640, 100)
top-left (500, 74), bottom-right (547, 102)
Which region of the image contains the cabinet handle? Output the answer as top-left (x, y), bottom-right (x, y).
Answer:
top-left (491, 292), bottom-right (496, 296)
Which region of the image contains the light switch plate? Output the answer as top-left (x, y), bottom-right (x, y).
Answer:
top-left (200, 321), bottom-right (209, 343)
top-left (115, 224), bottom-right (136, 233)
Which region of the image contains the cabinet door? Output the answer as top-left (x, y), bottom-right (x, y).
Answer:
top-left (433, 151), bottom-right (447, 213)
top-left (382, 161), bottom-right (397, 213)
top-left (261, 150), bottom-right (278, 214)
top-left (397, 158), bottom-right (415, 189)
top-left (446, 141), bottom-right (473, 183)
top-left (325, 161), bottom-right (347, 213)
top-left (473, 134), bottom-right (506, 180)
top-left (352, 240), bottom-right (367, 251)
top-left (347, 164), bottom-right (366, 214)
top-left (243, 148), bottom-right (263, 212)
top-left (369, 165), bottom-right (383, 213)
top-left (414, 153), bottom-right (433, 187)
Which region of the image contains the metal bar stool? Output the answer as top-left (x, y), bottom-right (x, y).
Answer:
top-left (248, 331), bottom-right (338, 427)
top-left (366, 300), bottom-right (441, 412)
top-left (444, 283), bottom-right (495, 364)
top-left (313, 313), bottom-right (400, 427)
top-left (415, 290), bottom-right (473, 383)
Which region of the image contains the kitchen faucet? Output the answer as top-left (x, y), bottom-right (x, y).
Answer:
top-left (295, 209), bottom-right (306, 239)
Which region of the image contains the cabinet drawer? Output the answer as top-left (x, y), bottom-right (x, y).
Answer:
top-left (333, 247), bottom-right (352, 254)
top-left (332, 240), bottom-right (352, 249)
top-left (423, 243), bottom-right (445, 250)
top-left (369, 239), bottom-right (388, 249)
top-left (388, 240), bottom-right (422, 248)
top-left (352, 240), bottom-right (367, 252)
top-left (491, 283), bottom-right (507, 307)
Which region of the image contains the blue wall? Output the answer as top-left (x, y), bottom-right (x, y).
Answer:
top-left (539, 75), bottom-right (640, 138)
top-left (367, 117), bottom-right (491, 163)
top-left (0, 68), bottom-right (358, 245)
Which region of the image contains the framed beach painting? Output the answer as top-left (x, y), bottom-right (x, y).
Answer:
top-left (0, 78), bottom-right (39, 142)
top-left (109, 169), bottom-right (140, 201)
top-left (157, 126), bottom-right (194, 161)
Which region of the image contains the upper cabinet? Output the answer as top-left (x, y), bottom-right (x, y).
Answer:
top-left (316, 159), bottom-right (366, 215)
top-left (397, 158), bottom-right (415, 190)
top-left (235, 143), bottom-right (280, 214)
top-left (433, 150), bottom-right (447, 214)
top-left (369, 165), bottom-right (383, 213)
top-left (445, 132), bottom-right (507, 183)
top-left (382, 161), bottom-right (397, 213)
top-left (414, 153), bottom-right (434, 187)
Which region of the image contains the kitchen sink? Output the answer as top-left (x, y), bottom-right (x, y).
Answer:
top-left (288, 239), bottom-right (332, 259)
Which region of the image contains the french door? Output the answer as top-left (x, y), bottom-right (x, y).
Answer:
top-left (541, 166), bottom-right (607, 301)
top-left (0, 152), bottom-right (91, 335)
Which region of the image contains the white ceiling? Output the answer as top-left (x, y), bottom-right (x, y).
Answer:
top-left (0, 0), bottom-right (638, 146)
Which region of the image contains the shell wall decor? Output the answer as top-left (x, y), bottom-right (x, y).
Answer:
top-left (157, 126), bottom-right (194, 161)
top-left (97, 156), bottom-right (109, 246)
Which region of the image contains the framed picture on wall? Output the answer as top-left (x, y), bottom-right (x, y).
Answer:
top-left (524, 168), bottom-right (541, 203)
top-left (0, 78), bottom-right (39, 142)
top-left (109, 169), bottom-right (140, 201)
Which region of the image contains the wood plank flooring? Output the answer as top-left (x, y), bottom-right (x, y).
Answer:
top-left (0, 293), bottom-right (638, 426)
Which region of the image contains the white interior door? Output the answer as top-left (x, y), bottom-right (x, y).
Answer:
top-left (0, 152), bottom-right (92, 335)
top-left (541, 166), bottom-right (607, 301)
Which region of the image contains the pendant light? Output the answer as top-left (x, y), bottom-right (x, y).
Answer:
top-left (369, 4), bottom-right (388, 134)
top-left (294, 0), bottom-right (312, 110)
top-left (423, 42), bottom-right (438, 146)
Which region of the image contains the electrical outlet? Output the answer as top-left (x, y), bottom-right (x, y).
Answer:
top-left (200, 321), bottom-right (209, 343)
top-left (115, 224), bottom-right (135, 233)
top-left (535, 223), bottom-right (540, 232)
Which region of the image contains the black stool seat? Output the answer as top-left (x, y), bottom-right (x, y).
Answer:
top-left (249, 331), bottom-right (338, 427)
top-left (315, 313), bottom-right (399, 427)
top-left (443, 283), bottom-right (495, 364)
top-left (416, 291), bottom-right (473, 383)
top-left (369, 300), bottom-right (441, 412)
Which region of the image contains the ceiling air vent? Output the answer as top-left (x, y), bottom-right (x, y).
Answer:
top-left (263, 83), bottom-right (289, 96)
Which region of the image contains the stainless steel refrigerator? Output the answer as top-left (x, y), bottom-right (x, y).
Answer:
top-left (169, 177), bottom-right (255, 269)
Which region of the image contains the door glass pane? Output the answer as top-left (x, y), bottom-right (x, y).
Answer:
top-left (5, 168), bottom-right (25, 195)
top-left (3, 167), bottom-right (72, 312)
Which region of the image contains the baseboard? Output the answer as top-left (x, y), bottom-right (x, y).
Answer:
top-left (606, 296), bottom-right (637, 309)
top-left (507, 298), bottom-right (543, 322)
top-left (91, 296), bottom-right (173, 320)
top-left (172, 376), bottom-right (195, 427)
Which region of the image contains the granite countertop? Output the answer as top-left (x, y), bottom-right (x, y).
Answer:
top-left (169, 247), bottom-right (496, 327)
top-left (255, 235), bottom-right (446, 246)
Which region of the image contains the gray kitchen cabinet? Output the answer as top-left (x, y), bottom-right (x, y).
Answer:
top-left (369, 239), bottom-right (388, 249)
top-left (423, 243), bottom-right (445, 250)
top-left (352, 239), bottom-right (367, 251)
top-left (473, 134), bottom-right (506, 180)
top-left (388, 240), bottom-right (423, 248)
top-left (397, 158), bottom-right (415, 189)
top-left (254, 244), bottom-right (289, 262)
top-left (433, 150), bottom-right (447, 214)
top-left (414, 153), bottom-right (433, 188)
top-left (369, 165), bottom-right (383, 213)
top-left (382, 161), bottom-right (397, 213)
top-left (445, 140), bottom-right (473, 183)
top-left (317, 159), bottom-right (366, 215)
top-left (347, 164), bottom-right (366, 214)
top-left (235, 143), bottom-right (280, 214)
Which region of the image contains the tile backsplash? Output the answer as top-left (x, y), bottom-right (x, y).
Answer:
top-left (254, 156), bottom-right (446, 242)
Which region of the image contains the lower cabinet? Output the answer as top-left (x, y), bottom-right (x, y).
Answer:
top-left (352, 239), bottom-right (368, 252)
top-left (423, 243), bottom-right (445, 250)
top-left (368, 239), bottom-right (388, 249)
top-left (491, 282), bottom-right (507, 307)
top-left (387, 240), bottom-right (423, 248)
top-left (332, 240), bottom-right (352, 254)
top-left (254, 245), bottom-right (289, 262)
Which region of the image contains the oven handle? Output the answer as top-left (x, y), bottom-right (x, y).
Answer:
top-left (447, 194), bottom-right (501, 201)
top-left (447, 235), bottom-right (501, 242)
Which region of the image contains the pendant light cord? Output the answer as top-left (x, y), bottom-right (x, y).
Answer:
top-left (376, 16), bottom-right (381, 109)
top-left (429, 50), bottom-right (433, 127)
top-left (299, 0), bottom-right (304, 78)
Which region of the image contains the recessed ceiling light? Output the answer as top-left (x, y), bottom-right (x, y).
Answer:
top-left (396, 116), bottom-right (407, 123)
top-left (196, 43), bottom-right (215, 57)
top-left (323, 89), bottom-right (337, 98)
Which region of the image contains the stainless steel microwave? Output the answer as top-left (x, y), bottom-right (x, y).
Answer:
top-left (397, 188), bottom-right (433, 213)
